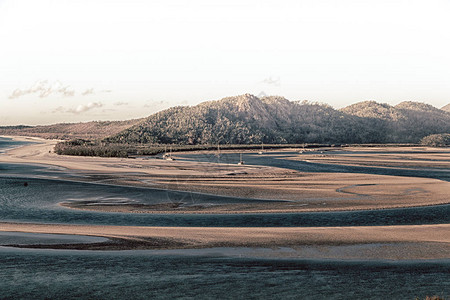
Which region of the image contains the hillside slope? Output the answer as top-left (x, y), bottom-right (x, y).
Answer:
top-left (3, 95), bottom-right (448, 144)
top-left (0, 119), bottom-right (143, 140)
top-left (442, 103), bottom-right (450, 112)
top-left (107, 95), bottom-right (450, 144)
top-left (341, 101), bottom-right (450, 142)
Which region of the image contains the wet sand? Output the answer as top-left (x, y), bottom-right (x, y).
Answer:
top-left (1, 136), bottom-right (449, 259)
top-left (292, 146), bottom-right (450, 169)
top-left (0, 222), bottom-right (449, 260)
top-left (1, 136), bottom-right (449, 213)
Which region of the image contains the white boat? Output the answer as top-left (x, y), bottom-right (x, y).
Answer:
top-left (216, 143), bottom-right (221, 158)
top-left (237, 153), bottom-right (244, 165)
top-left (258, 143), bottom-right (264, 155)
top-left (164, 145), bottom-right (175, 161)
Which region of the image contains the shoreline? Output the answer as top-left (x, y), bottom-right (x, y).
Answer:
top-left (59, 198), bottom-right (450, 214)
top-left (0, 222), bottom-right (449, 260)
top-left (0, 136), bottom-right (449, 259)
top-left (1, 135), bottom-right (449, 214)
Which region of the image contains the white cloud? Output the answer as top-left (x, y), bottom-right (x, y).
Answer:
top-left (81, 88), bottom-right (95, 96)
top-left (261, 77), bottom-right (280, 86)
top-left (257, 91), bottom-right (267, 98)
top-left (67, 102), bottom-right (103, 114)
top-left (8, 80), bottom-right (75, 99)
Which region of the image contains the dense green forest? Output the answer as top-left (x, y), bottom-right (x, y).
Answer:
top-left (105, 94), bottom-right (450, 145)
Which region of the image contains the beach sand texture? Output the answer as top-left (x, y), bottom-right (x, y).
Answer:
top-left (1, 136), bottom-right (449, 213)
top-left (0, 136), bottom-right (449, 259)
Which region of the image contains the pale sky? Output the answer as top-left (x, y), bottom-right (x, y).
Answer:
top-left (0, 0), bottom-right (449, 125)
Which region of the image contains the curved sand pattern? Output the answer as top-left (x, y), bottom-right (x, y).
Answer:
top-left (1, 136), bottom-right (449, 259)
top-left (1, 136), bottom-right (449, 213)
top-left (0, 222), bottom-right (449, 260)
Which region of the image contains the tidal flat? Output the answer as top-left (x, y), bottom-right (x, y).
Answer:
top-left (0, 136), bottom-right (449, 299)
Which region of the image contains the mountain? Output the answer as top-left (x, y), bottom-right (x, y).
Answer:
top-left (442, 103), bottom-right (450, 112)
top-left (341, 100), bottom-right (450, 142)
top-left (0, 119), bottom-right (142, 140)
top-left (106, 94), bottom-right (345, 144)
top-left (394, 101), bottom-right (450, 141)
top-left (340, 101), bottom-right (404, 120)
top-left (3, 95), bottom-right (448, 144)
top-left (106, 95), bottom-right (450, 145)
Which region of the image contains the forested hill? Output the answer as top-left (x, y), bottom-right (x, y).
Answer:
top-left (340, 101), bottom-right (450, 143)
top-left (0, 119), bottom-right (142, 140)
top-left (105, 94), bottom-right (450, 145)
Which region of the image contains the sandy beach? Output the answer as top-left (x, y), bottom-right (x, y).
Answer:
top-left (292, 146), bottom-right (450, 169)
top-left (1, 136), bottom-right (449, 259)
top-left (1, 136), bottom-right (449, 213)
top-left (0, 222), bottom-right (449, 260)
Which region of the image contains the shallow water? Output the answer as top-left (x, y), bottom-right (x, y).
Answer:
top-left (1, 137), bottom-right (449, 299)
top-left (0, 247), bottom-right (448, 300)
top-left (180, 151), bottom-right (450, 181)
top-left (0, 136), bottom-right (30, 153)
top-left (0, 176), bottom-right (449, 227)
top-left (0, 232), bottom-right (108, 245)
top-left (1, 140), bottom-right (449, 227)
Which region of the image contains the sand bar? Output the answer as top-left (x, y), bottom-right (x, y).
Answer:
top-left (1, 136), bottom-right (450, 213)
top-left (1, 137), bottom-right (449, 259)
top-left (291, 146), bottom-right (450, 169)
top-left (0, 222), bottom-right (449, 260)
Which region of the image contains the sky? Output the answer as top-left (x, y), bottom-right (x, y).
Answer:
top-left (0, 0), bottom-right (449, 125)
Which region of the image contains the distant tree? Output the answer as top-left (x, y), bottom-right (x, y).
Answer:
top-left (420, 133), bottom-right (450, 147)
